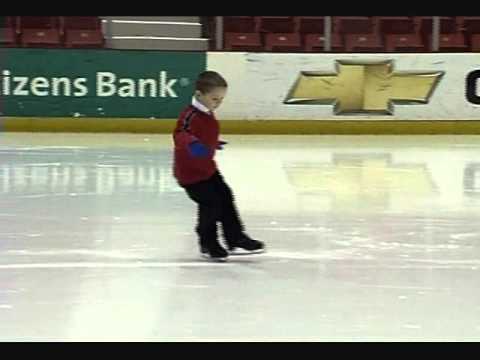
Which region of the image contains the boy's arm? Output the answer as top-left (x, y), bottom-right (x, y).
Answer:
top-left (174, 129), bottom-right (198, 149)
top-left (174, 110), bottom-right (202, 147)
top-left (174, 112), bottom-right (210, 157)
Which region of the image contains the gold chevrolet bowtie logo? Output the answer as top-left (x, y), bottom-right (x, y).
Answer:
top-left (284, 60), bottom-right (444, 115)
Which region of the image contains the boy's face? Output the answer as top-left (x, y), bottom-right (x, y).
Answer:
top-left (195, 87), bottom-right (227, 112)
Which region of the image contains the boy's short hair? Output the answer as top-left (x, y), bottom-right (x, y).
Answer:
top-left (196, 71), bottom-right (228, 93)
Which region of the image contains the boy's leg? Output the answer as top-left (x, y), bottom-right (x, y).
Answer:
top-left (211, 172), bottom-right (244, 244)
top-left (194, 205), bottom-right (217, 249)
top-left (213, 172), bottom-right (265, 253)
top-left (184, 178), bottom-right (228, 259)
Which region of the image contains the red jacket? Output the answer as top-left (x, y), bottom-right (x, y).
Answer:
top-left (172, 105), bottom-right (220, 186)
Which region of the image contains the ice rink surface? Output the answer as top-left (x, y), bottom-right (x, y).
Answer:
top-left (1, 133), bottom-right (480, 341)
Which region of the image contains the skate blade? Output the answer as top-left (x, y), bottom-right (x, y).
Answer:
top-left (200, 253), bottom-right (228, 262)
top-left (228, 248), bottom-right (266, 256)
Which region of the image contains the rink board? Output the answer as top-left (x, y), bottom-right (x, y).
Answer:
top-left (1, 51), bottom-right (480, 133)
top-left (207, 52), bottom-right (480, 121)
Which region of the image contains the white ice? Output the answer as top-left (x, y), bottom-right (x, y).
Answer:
top-left (1, 133), bottom-right (480, 341)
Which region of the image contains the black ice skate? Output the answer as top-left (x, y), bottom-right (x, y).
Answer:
top-left (227, 235), bottom-right (265, 255)
top-left (200, 242), bottom-right (229, 262)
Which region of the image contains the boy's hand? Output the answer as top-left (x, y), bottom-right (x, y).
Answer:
top-left (188, 141), bottom-right (210, 158)
top-left (217, 140), bottom-right (228, 150)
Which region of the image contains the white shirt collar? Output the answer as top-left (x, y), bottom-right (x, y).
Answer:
top-left (192, 96), bottom-right (211, 114)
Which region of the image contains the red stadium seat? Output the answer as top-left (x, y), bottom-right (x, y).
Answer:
top-left (427, 33), bottom-right (468, 52)
top-left (64, 29), bottom-right (104, 48)
top-left (345, 33), bottom-right (384, 52)
top-left (415, 16), bottom-right (458, 35)
top-left (470, 34), bottom-right (480, 51)
top-left (334, 16), bottom-right (375, 34)
top-left (258, 16), bottom-right (296, 33)
top-left (21, 30), bottom-right (62, 47)
top-left (63, 16), bottom-right (104, 48)
top-left (0, 16), bottom-right (18, 47)
top-left (264, 33), bottom-right (302, 52)
top-left (297, 16), bottom-right (325, 34)
top-left (375, 16), bottom-right (416, 34)
top-left (304, 33), bottom-right (344, 52)
top-left (385, 33), bottom-right (425, 52)
top-left (459, 17), bottom-right (480, 34)
top-left (224, 32), bottom-right (262, 51)
top-left (0, 27), bottom-right (17, 46)
top-left (63, 16), bottom-right (101, 30)
top-left (20, 16), bottom-right (61, 47)
top-left (224, 16), bottom-right (257, 33)
top-left (20, 16), bottom-right (58, 29)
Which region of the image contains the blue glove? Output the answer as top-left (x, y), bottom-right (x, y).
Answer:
top-left (188, 141), bottom-right (209, 158)
top-left (217, 140), bottom-right (228, 150)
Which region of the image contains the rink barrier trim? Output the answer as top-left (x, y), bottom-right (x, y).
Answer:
top-left (3, 117), bottom-right (480, 134)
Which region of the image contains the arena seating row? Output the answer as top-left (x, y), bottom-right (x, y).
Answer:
top-left (0, 16), bottom-right (104, 48)
top-left (3, 16), bottom-right (479, 52)
top-left (221, 16), bottom-right (480, 52)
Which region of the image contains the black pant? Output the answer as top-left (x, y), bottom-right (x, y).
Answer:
top-left (183, 171), bottom-right (245, 248)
